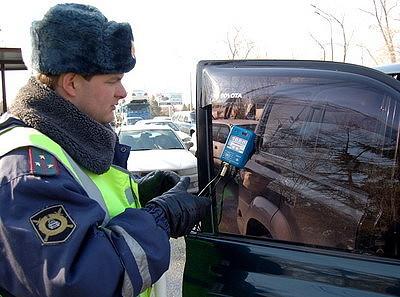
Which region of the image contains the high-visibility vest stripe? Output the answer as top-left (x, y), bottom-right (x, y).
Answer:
top-left (109, 225), bottom-right (152, 293)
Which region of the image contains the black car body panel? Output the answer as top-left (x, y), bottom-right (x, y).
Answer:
top-left (184, 60), bottom-right (400, 296)
top-left (184, 235), bottom-right (400, 297)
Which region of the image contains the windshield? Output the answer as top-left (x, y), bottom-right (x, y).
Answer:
top-left (126, 103), bottom-right (149, 112)
top-left (123, 102), bottom-right (151, 119)
top-left (120, 129), bottom-right (184, 151)
top-left (149, 121), bottom-right (180, 131)
top-left (127, 118), bottom-right (143, 125)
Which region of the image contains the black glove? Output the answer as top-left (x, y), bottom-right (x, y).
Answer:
top-left (145, 176), bottom-right (211, 238)
top-left (137, 170), bottom-right (181, 205)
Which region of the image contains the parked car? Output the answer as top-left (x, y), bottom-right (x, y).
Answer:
top-left (119, 125), bottom-right (198, 193)
top-left (189, 130), bottom-right (197, 156)
top-left (183, 60), bottom-right (400, 296)
top-left (171, 110), bottom-right (196, 136)
top-left (375, 63), bottom-right (400, 80)
top-left (153, 116), bottom-right (172, 121)
top-left (134, 119), bottom-right (193, 149)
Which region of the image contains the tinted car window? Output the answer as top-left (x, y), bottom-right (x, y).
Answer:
top-left (214, 73), bottom-right (400, 259)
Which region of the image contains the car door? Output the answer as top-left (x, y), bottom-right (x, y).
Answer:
top-left (184, 60), bottom-right (400, 297)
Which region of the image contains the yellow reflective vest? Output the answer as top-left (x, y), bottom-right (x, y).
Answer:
top-left (0, 125), bottom-right (151, 297)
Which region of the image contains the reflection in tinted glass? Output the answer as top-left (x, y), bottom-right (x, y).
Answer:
top-left (210, 70), bottom-right (400, 259)
top-left (212, 125), bottom-right (221, 142)
top-left (219, 126), bottom-right (230, 143)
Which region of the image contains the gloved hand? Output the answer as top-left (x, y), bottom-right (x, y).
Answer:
top-left (137, 170), bottom-right (181, 205)
top-left (145, 176), bottom-right (211, 238)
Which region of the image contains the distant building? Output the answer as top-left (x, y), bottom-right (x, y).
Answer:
top-left (153, 92), bottom-right (185, 116)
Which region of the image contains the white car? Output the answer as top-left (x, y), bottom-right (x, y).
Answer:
top-left (119, 125), bottom-right (198, 193)
top-left (153, 116), bottom-right (172, 121)
top-left (189, 130), bottom-right (197, 156)
top-left (134, 119), bottom-right (193, 149)
top-left (171, 111), bottom-right (196, 136)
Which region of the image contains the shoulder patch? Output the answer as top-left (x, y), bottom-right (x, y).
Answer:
top-left (30, 205), bottom-right (76, 245)
top-left (28, 147), bottom-right (60, 176)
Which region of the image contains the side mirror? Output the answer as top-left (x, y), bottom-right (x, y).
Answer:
top-left (185, 141), bottom-right (194, 150)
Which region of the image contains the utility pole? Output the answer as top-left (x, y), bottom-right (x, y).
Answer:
top-left (1, 63), bottom-right (6, 114)
top-left (189, 72), bottom-right (193, 110)
top-left (314, 9), bottom-right (334, 61)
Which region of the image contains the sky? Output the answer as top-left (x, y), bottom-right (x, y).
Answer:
top-left (0, 0), bottom-right (395, 105)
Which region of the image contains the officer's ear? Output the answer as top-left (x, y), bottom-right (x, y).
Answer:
top-left (57, 73), bottom-right (78, 97)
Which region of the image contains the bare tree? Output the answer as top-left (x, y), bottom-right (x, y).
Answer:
top-left (311, 4), bottom-right (352, 62)
top-left (357, 43), bottom-right (380, 65)
top-left (226, 27), bottom-right (255, 59)
top-left (360, 0), bottom-right (399, 63)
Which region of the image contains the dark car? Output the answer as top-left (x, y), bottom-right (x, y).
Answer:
top-left (183, 60), bottom-right (400, 297)
top-left (375, 63), bottom-right (400, 80)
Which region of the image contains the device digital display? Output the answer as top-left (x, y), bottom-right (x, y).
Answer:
top-left (226, 135), bottom-right (248, 154)
top-left (220, 125), bottom-right (256, 168)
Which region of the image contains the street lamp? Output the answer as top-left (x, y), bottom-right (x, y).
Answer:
top-left (314, 10), bottom-right (334, 61)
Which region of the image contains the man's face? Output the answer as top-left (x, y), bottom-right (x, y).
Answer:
top-left (73, 73), bottom-right (127, 124)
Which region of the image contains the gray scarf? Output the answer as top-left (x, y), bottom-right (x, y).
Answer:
top-left (10, 77), bottom-right (116, 174)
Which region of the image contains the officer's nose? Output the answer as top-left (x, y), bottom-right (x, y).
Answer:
top-left (116, 83), bottom-right (127, 99)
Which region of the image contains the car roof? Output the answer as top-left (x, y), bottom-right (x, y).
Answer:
top-left (153, 116), bottom-right (171, 119)
top-left (173, 111), bottom-right (195, 116)
top-left (374, 63), bottom-right (400, 75)
top-left (136, 119), bottom-right (173, 124)
top-left (127, 116), bottom-right (143, 119)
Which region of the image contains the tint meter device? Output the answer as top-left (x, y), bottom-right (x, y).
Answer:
top-left (220, 126), bottom-right (256, 169)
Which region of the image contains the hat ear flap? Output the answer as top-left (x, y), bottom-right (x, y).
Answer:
top-left (103, 22), bottom-right (136, 71)
top-left (30, 22), bottom-right (41, 72)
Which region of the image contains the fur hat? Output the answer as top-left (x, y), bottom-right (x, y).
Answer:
top-left (30, 3), bottom-right (136, 75)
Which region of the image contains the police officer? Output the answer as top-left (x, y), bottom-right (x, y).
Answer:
top-left (0, 3), bottom-right (210, 297)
